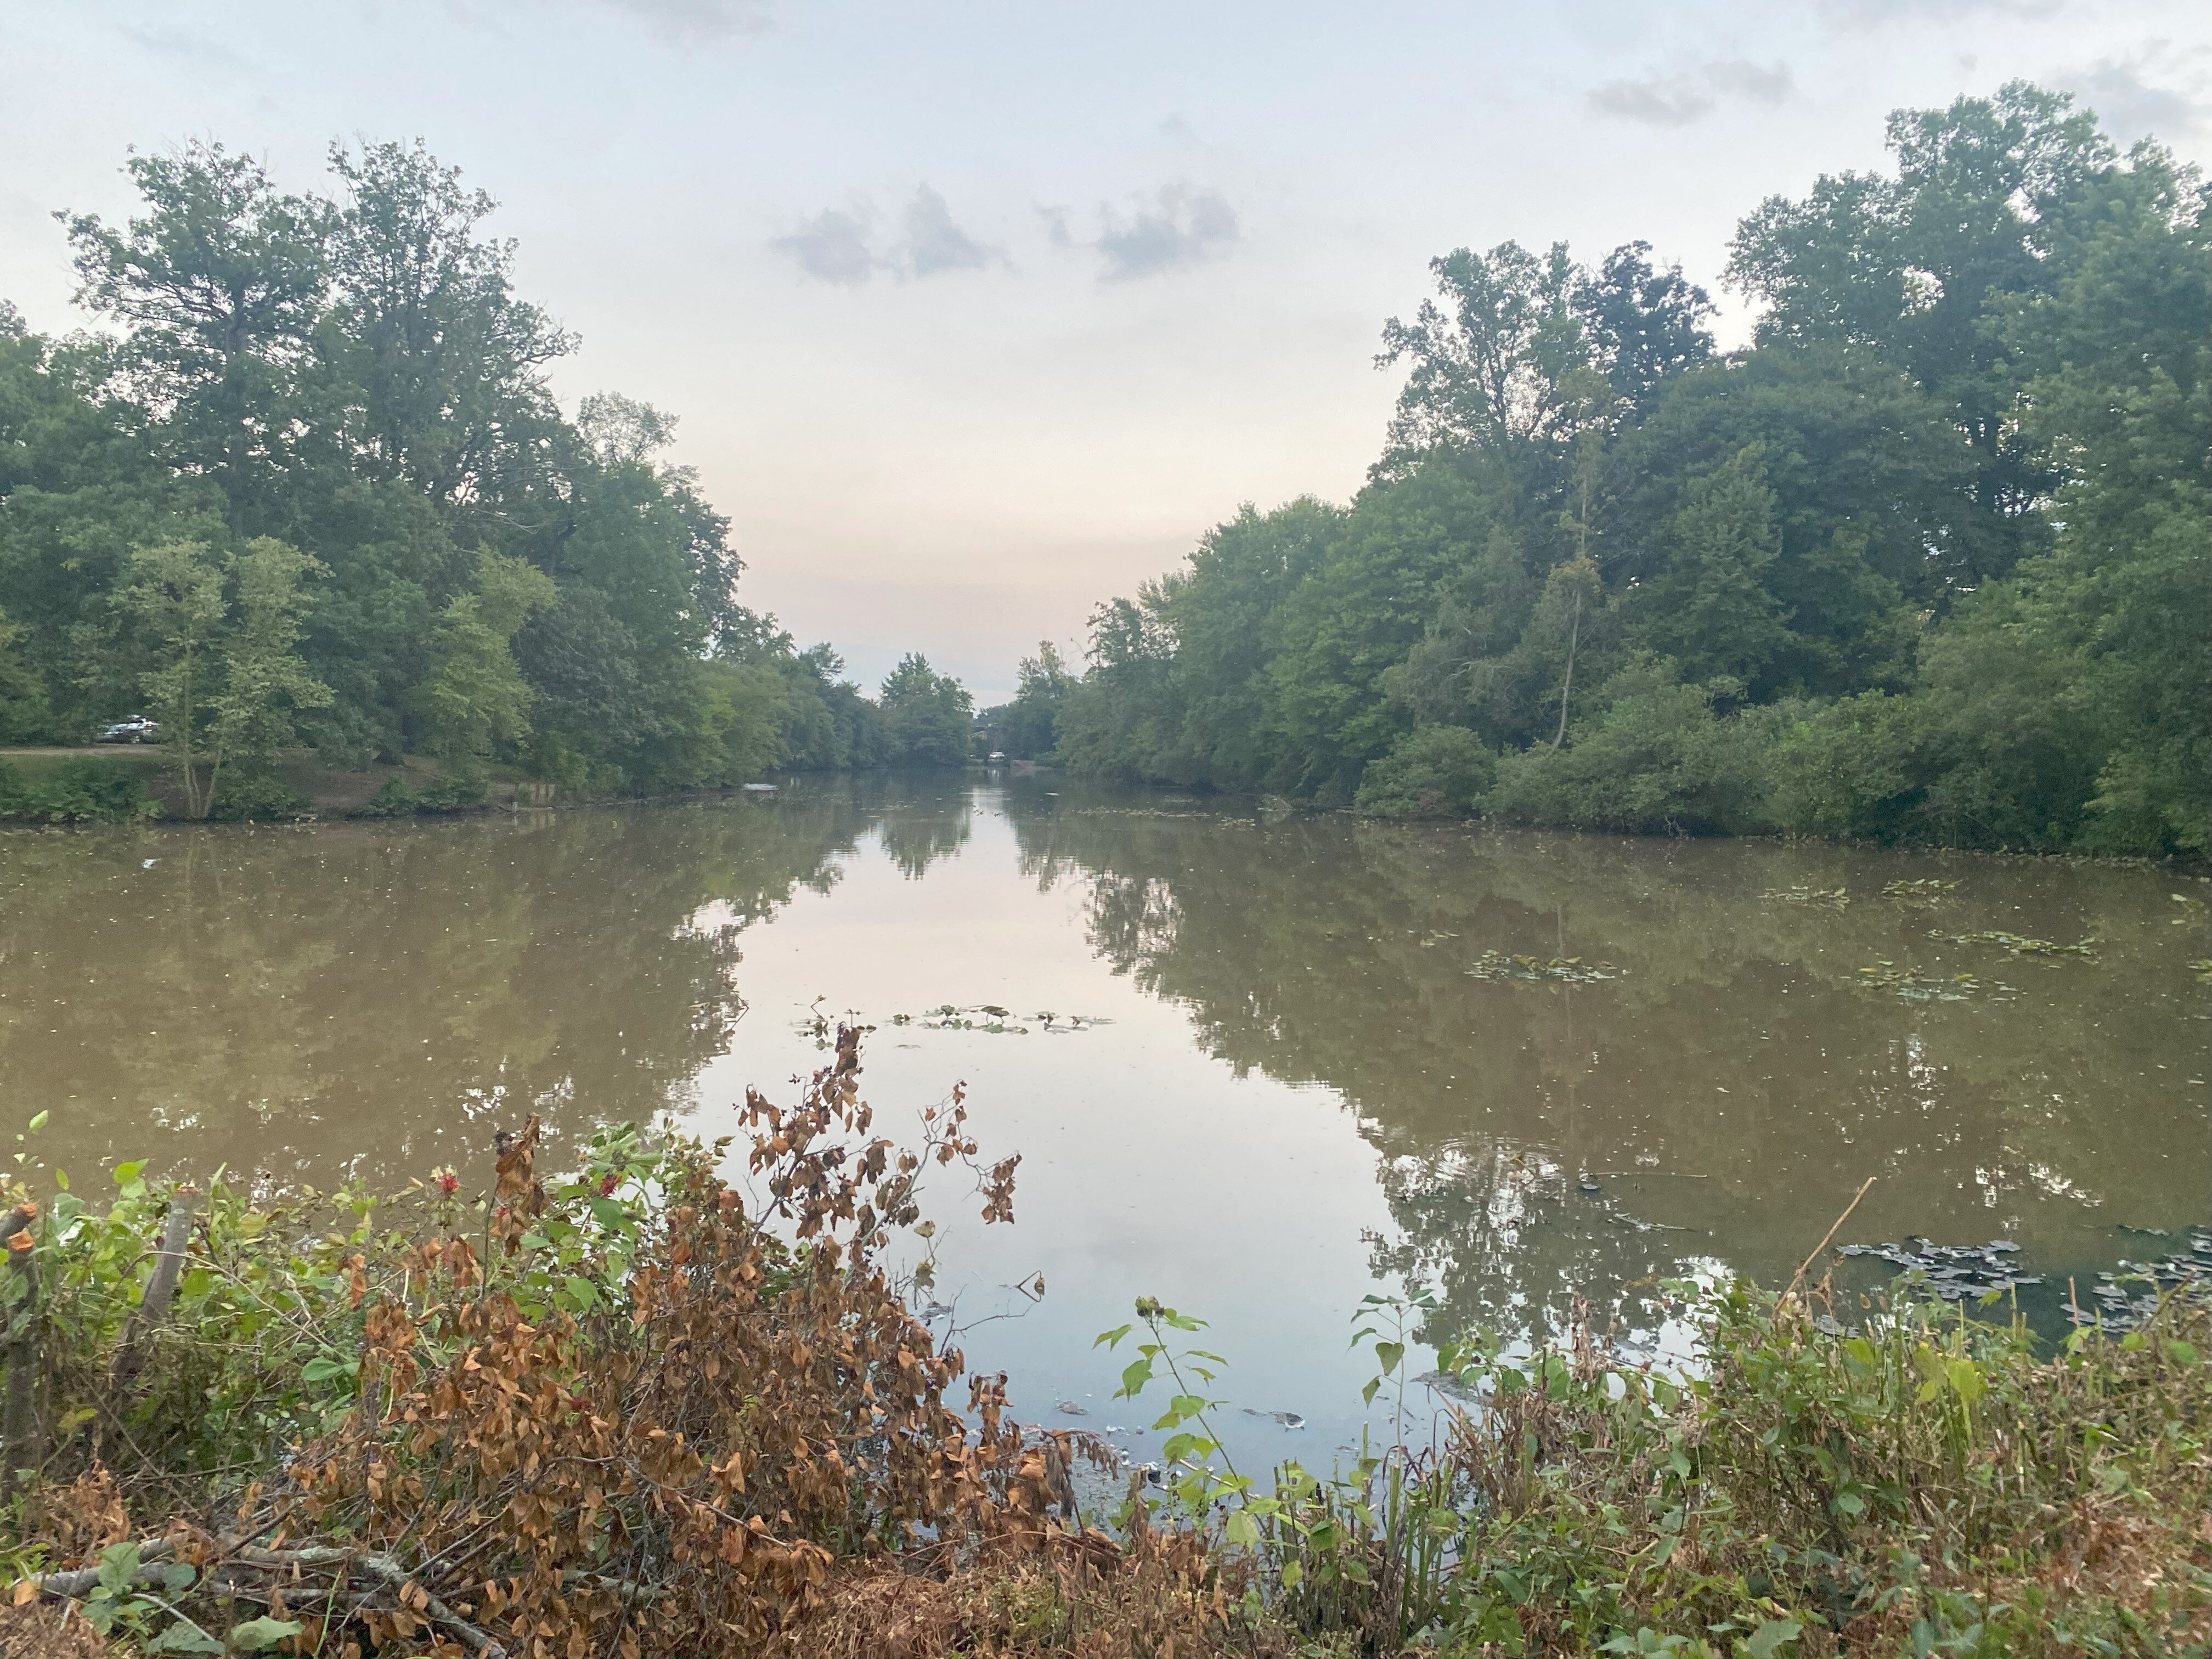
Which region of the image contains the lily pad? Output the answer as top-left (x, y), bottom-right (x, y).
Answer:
top-left (1765, 885), bottom-right (1850, 910)
top-left (1465, 951), bottom-right (1624, 985)
top-left (1882, 878), bottom-right (1959, 900)
top-left (2064, 1228), bottom-right (2212, 1330)
top-left (1853, 963), bottom-right (2014, 1002)
top-left (1928, 929), bottom-right (2098, 959)
top-left (1837, 1237), bottom-right (2042, 1299)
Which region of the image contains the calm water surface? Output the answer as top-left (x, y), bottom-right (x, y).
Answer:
top-left (4, 778), bottom-right (2206, 1465)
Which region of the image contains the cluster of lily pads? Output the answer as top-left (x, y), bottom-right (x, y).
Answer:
top-left (1928, 929), bottom-right (2099, 958)
top-left (1463, 951), bottom-right (1624, 985)
top-left (1881, 878), bottom-right (1960, 900)
top-left (1763, 885), bottom-right (1850, 909)
top-left (1853, 963), bottom-right (2015, 1002)
top-left (887, 1006), bottom-right (1112, 1035)
top-left (2067, 1228), bottom-right (2212, 1330)
top-left (1837, 1237), bottom-right (2040, 1300)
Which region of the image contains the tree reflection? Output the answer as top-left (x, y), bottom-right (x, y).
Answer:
top-left (0, 791), bottom-right (880, 1186)
top-left (872, 777), bottom-right (974, 879)
top-left (1005, 789), bottom-right (2207, 1346)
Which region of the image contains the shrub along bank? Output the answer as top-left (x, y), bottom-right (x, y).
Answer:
top-left (1, 1033), bottom-right (2203, 1657)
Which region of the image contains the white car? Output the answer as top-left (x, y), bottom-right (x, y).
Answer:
top-left (95, 716), bottom-right (162, 743)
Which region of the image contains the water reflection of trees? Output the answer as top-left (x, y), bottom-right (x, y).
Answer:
top-left (1003, 787), bottom-right (2205, 1346)
top-left (0, 788), bottom-right (884, 1186)
top-left (872, 777), bottom-right (975, 879)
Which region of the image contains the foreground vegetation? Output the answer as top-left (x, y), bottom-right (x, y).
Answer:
top-left (1013, 84), bottom-right (2208, 857)
top-left (0, 142), bottom-right (978, 819)
top-left (1, 1031), bottom-right (2203, 1656)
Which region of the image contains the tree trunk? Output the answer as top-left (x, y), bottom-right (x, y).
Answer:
top-left (1551, 589), bottom-right (1582, 749)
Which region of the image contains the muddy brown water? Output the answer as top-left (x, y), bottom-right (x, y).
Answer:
top-left (3, 776), bottom-right (2205, 1464)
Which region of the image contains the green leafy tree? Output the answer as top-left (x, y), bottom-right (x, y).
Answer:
top-left (878, 652), bottom-right (974, 768)
top-left (61, 143), bottom-right (331, 533)
top-left (114, 537), bottom-right (330, 817)
top-left (409, 550), bottom-right (556, 770)
top-left (1631, 445), bottom-right (1791, 689)
top-left (212, 538), bottom-right (335, 785)
top-left (114, 540), bottom-right (230, 818)
top-left (0, 607), bottom-right (53, 743)
top-left (993, 640), bottom-right (1074, 759)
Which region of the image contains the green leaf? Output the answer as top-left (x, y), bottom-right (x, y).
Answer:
top-left (95, 1541), bottom-right (142, 1596)
top-left (1745, 1617), bottom-right (1802, 1658)
top-left (1374, 1340), bottom-right (1406, 1375)
top-left (228, 1616), bottom-right (306, 1651)
top-left (1361, 1376), bottom-right (1381, 1406)
top-left (1279, 1559), bottom-right (1303, 1589)
top-left (1224, 1509), bottom-right (1260, 1546)
top-left (588, 1195), bottom-right (630, 1229)
top-left (142, 1626), bottom-right (227, 1655)
top-left (300, 1355), bottom-right (356, 1385)
top-left (1118, 1358), bottom-right (1154, 1398)
top-left (564, 1274), bottom-right (601, 1310)
top-left (1093, 1323), bottom-right (1132, 1349)
top-left (25, 1111), bottom-right (47, 1133)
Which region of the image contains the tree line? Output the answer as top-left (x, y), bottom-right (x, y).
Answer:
top-left (0, 139), bottom-right (977, 815)
top-left (1003, 84), bottom-right (2208, 855)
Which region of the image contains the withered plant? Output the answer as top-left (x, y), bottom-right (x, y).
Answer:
top-left (3, 1029), bottom-right (1240, 1658)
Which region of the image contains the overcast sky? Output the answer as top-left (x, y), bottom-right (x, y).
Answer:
top-left (4, 1), bottom-right (2206, 702)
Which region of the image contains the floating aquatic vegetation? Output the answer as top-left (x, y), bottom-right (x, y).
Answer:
top-left (1853, 963), bottom-right (2013, 1002)
top-left (1765, 885), bottom-right (1849, 909)
top-left (2067, 1228), bottom-right (2212, 1329)
top-left (1838, 1237), bottom-right (2042, 1300)
top-left (886, 1006), bottom-right (1113, 1035)
top-left (1882, 878), bottom-right (1959, 900)
top-left (2190, 959), bottom-right (2211, 984)
top-left (1464, 951), bottom-right (1624, 984)
top-left (1240, 1407), bottom-right (1307, 1429)
top-left (1928, 929), bottom-right (2098, 958)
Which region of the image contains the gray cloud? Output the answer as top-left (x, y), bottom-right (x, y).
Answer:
top-left (586, 0), bottom-right (773, 42)
top-left (2060, 45), bottom-right (2208, 144)
top-left (1093, 185), bottom-right (1239, 281)
top-left (900, 187), bottom-right (997, 276)
top-left (774, 207), bottom-right (877, 285)
top-left (775, 188), bottom-right (1002, 285)
top-left (1589, 59), bottom-right (1795, 127)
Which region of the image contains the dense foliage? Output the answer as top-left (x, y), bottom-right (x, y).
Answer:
top-left (0, 140), bottom-right (970, 815)
top-left (1049, 85), bottom-right (2209, 855)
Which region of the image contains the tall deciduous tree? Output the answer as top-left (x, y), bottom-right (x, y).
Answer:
top-left (62, 144), bottom-right (331, 532)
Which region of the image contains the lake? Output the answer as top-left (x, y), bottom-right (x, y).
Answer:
top-left (3, 776), bottom-right (2205, 1469)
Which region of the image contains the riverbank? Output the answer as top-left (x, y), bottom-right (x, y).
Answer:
top-left (3, 1037), bottom-right (2205, 1657)
top-left (0, 747), bottom-right (704, 823)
